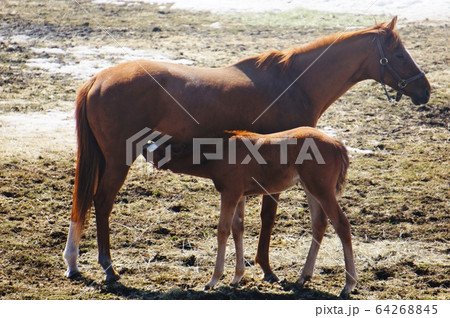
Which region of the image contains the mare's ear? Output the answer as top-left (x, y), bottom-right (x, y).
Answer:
top-left (380, 16), bottom-right (398, 47)
top-left (386, 16), bottom-right (397, 31)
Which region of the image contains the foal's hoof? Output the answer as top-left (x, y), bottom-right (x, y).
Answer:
top-left (295, 276), bottom-right (311, 289)
top-left (204, 284), bottom-right (213, 291)
top-left (338, 290), bottom-right (351, 299)
top-left (263, 273), bottom-right (279, 283)
top-left (104, 273), bottom-right (120, 284)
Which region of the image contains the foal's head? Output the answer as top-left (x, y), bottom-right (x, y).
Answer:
top-left (366, 16), bottom-right (431, 105)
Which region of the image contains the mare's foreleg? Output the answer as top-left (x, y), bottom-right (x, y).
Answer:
top-left (255, 194), bottom-right (279, 282)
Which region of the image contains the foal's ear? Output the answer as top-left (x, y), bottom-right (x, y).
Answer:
top-left (386, 16), bottom-right (398, 31)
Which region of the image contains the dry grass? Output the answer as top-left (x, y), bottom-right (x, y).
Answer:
top-left (0, 1), bottom-right (448, 299)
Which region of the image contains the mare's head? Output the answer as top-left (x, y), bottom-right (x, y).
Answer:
top-left (366, 17), bottom-right (430, 105)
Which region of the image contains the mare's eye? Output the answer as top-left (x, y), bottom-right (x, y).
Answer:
top-left (396, 54), bottom-right (405, 59)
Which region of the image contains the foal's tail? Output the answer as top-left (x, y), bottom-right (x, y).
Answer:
top-left (335, 141), bottom-right (349, 196)
top-left (71, 76), bottom-right (102, 228)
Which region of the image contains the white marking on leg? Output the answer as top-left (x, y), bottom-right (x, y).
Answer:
top-left (63, 221), bottom-right (81, 277)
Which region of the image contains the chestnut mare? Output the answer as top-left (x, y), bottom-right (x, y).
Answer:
top-left (63, 17), bottom-right (430, 285)
top-left (151, 127), bottom-right (353, 297)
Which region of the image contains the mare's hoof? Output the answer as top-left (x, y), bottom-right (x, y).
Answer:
top-left (204, 285), bottom-right (212, 291)
top-left (65, 269), bottom-right (81, 280)
top-left (292, 283), bottom-right (304, 292)
top-left (263, 273), bottom-right (279, 283)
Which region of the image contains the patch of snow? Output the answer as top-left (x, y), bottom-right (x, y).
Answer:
top-left (26, 45), bottom-right (194, 79)
top-left (69, 45), bottom-right (193, 65)
top-left (93, 0), bottom-right (127, 5)
top-left (294, 0), bottom-right (450, 22)
top-left (26, 57), bottom-right (112, 80)
top-left (31, 47), bottom-right (66, 55)
top-left (342, 140), bottom-right (375, 154)
top-left (0, 110), bottom-right (74, 135)
top-left (209, 22), bottom-right (222, 29)
top-left (317, 127), bottom-right (373, 153)
top-left (345, 145), bottom-right (374, 154)
top-left (341, 139), bottom-right (375, 154)
top-left (318, 126), bottom-right (338, 137)
top-left (10, 34), bottom-right (31, 43)
top-left (93, 0), bottom-right (450, 21)
top-left (93, 0), bottom-right (144, 6)
top-left (0, 110), bottom-right (76, 156)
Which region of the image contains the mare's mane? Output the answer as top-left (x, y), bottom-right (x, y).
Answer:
top-left (245, 22), bottom-right (401, 70)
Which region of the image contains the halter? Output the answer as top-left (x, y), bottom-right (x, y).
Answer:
top-left (376, 33), bottom-right (425, 102)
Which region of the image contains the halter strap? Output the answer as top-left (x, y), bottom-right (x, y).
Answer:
top-left (376, 33), bottom-right (425, 102)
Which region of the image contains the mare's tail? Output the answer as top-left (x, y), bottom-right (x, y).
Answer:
top-left (71, 76), bottom-right (103, 228)
top-left (335, 141), bottom-right (349, 196)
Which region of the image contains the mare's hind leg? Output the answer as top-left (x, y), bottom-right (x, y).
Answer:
top-left (231, 197), bottom-right (245, 286)
top-left (94, 163), bottom-right (129, 282)
top-left (296, 191), bottom-right (328, 288)
top-left (316, 192), bottom-right (357, 298)
top-left (205, 191), bottom-right (241, 290)
top-left (63, 220), bottom-right (83, 278)
top-left (255, 194), bottom-right (279, 282)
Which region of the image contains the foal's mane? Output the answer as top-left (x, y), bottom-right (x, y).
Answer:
top-left (249, 21), bottom-right (401, 69)
top-left (225, 130), bottom-right (261, 138)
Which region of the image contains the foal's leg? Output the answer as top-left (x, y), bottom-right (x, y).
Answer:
top-left (296, 191), bottom-right (328, 288)
top-left (255, 194), bottom-right (279, 282)
top-left (317, 193), bottom-right (357, 298)
top-left (205, 192), bottom-right (240, 290)
top-left (93, 163), bottom-right (129, 282)
top-left (231, 197), bottom-right (245, 286)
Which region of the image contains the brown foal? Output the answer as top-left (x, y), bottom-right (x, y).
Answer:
top-left (150, 127), bottom-right (354, 297)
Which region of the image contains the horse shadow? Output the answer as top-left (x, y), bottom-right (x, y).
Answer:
top-left (71, 274), bottom-right (339, 300)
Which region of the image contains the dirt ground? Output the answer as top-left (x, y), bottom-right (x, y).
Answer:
top-left (0, 1), bottom-right (448, 299)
